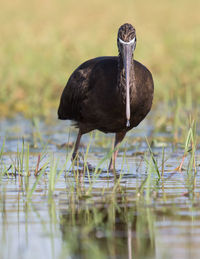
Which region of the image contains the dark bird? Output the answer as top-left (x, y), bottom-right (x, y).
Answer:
top-left (58, 23), bottom-right (154, 170)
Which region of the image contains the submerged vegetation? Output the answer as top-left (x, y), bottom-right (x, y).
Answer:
top-left (0, 118), bottom-right (200, 258)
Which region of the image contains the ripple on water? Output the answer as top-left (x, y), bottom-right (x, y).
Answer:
top-left (1, 116), bottom-right (200, 259)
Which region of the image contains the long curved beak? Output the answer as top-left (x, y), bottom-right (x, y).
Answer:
top-left (121, 42), bottom-right (134, 127)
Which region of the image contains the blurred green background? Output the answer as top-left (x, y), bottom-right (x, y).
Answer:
top-left (1, 0), bottom-right (200, 118)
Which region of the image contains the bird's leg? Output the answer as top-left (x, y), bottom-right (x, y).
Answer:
top-left (71, 130), bottom-right (94, 170)
top-left (72, 130), bottom-right (82, 161)
top-left (109, 131), bottom-right (126, 171)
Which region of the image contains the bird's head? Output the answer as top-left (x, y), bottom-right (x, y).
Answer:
top-left (117, 23), bottom-right (136, 55)
top-left (117, 23), bottom-right (136, 127)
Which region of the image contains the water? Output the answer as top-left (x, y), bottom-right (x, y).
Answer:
top-left (0, 116), bottom-right (200, 259)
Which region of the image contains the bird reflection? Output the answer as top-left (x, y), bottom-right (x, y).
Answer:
top-left (59, 204), bottom-right (155, 259)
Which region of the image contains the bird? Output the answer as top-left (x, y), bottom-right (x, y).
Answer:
top-left (58, 23), bottom-right (154, 170)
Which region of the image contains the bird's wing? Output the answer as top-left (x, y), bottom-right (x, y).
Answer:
top-left (58, 57), bottom-right (107, 121)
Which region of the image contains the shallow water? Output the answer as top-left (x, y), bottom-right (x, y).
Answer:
top-left (0, 116), bottom-right (200, 259)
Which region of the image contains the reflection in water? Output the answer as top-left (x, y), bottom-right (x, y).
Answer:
top-left (60, 202), bottom-right (155, 259)
top-left (2, 117), bottom-right (200, 259)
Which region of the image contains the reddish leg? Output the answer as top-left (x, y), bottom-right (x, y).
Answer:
top-left (72, 130), bottom-right (82, 160)
top-left (109, 131), bottom-right (126, 171)
top-left (174, 154), bottom-right (186, 172)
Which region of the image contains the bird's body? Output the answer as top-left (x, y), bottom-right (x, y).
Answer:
top-left (58, 57), bottom-right (153, 133)
top-left (58, 23), bottom-right (154, 170)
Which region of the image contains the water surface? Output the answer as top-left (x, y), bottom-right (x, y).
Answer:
top-left (0, 116), bottom-right (199, 259)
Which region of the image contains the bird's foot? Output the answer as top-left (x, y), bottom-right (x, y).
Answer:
top-left (173, 154), bottom-right (186, 172)
top-left (84, 162), bottom-right (95, 171)
top-left (108, 168), bottom-right (118, 176)
top-left (108, 162), bottom-right (116, 172)
top-left (71, 153), bottom-right (95, 171)
top-left (71, 152), bottom-right (84, 166)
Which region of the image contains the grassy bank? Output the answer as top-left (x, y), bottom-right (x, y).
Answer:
top-left (0, 0), bottom-right (200, 118)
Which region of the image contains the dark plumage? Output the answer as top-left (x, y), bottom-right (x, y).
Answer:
top-left (58, 23), bottom-right (154, 170)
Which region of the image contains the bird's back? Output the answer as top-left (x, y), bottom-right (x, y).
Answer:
top-left (58, 56), bottom-right (118, 122)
